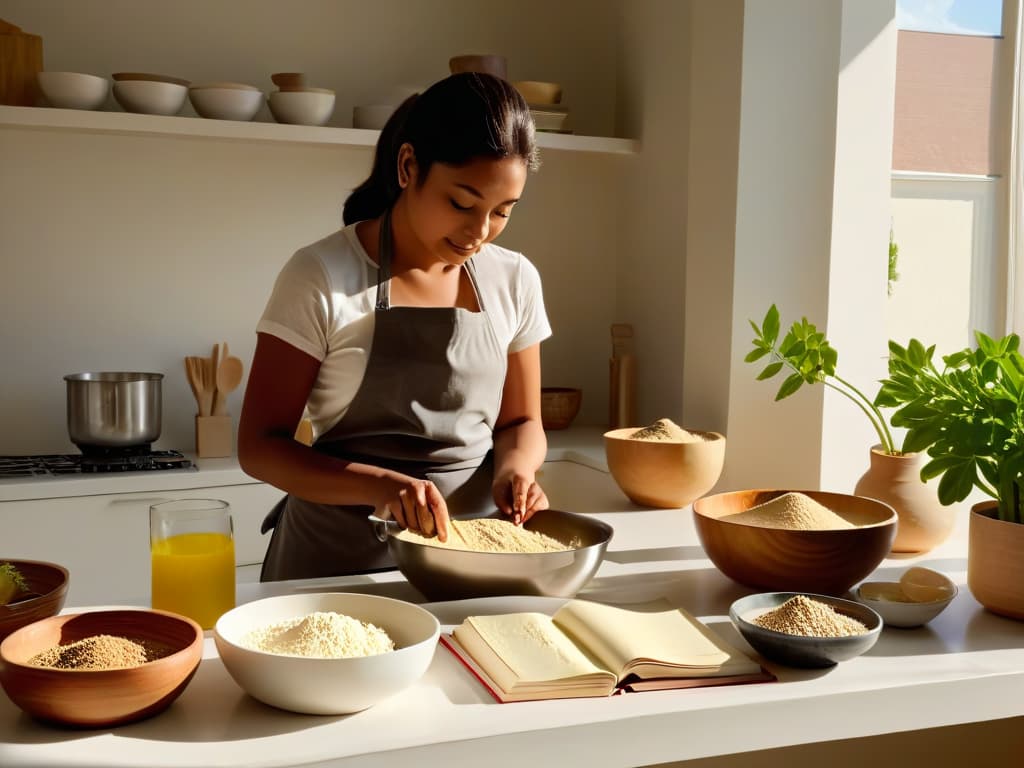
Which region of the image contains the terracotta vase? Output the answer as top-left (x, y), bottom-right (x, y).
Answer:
top-left (968, 501), bottom-right (1024, 620)
top-left (853, 446), bottom-right (954, 553)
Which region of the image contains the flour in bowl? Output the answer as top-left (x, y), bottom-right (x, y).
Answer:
top-left (396, 517), bottom-right (575, 553)
top-left (724, 492), bottom-right (855, 530)
top-left (242, 611), bottom-right (394, 658)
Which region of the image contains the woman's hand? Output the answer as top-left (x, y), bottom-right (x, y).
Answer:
top-left (377, 475), bottom-right (450, 541)
top-left (493, 471), bottom-right (549, 526)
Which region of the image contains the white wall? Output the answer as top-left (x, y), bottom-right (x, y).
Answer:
top-left (715, 0), bottom-right (897, 493)
top-left (0, 0), bottom-right (625, 453)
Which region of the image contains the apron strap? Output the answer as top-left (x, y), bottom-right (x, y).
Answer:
top-left (375, 208), bottom-right (393, 311)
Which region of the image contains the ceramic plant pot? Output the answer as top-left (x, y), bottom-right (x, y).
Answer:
top-left (854, 446), bottom-right (954, 553)
top-left (968, 501), bottom-right (1024, 620)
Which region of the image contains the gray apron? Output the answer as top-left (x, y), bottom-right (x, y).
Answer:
top-left (260, 210), bottom-right (508, 581)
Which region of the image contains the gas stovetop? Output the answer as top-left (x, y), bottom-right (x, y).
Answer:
top-left (0, 450), bottom-right (194, 479)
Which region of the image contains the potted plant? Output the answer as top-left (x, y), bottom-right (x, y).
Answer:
top-left (746, 305), bottom-right (953, 552)
top-left (874, 331), bottom-right (1024, 619)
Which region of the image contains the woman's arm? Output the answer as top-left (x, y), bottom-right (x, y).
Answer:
top-left (238, 332), bottom-right (448, 538)
top-left (492, 342), bottom-right (549, 524)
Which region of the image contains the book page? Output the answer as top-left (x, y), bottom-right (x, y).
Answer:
top-left (458, 613), bottom-right (614, 690)
top-left (553, 599), bottom-right (753, 678)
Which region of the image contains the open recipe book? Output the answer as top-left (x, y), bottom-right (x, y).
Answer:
top-left (441, 599), bottom-right (773, 703)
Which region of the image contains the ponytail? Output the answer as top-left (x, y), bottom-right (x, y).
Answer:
top-left (342, 94), bottom-right (419, 225)
top-left (342, 73), bottom-right (537, 226)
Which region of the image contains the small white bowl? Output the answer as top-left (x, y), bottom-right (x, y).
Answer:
top-left (352, 104), bottom-right (397, 130)
top-left (37, 72), bottom-right (109, 110)
top-left (214, 592), bottom-right (439, 715)
top-left (854, 580), bottom-right (957, 628)
top-left (189, 86), bottom-right (263, 121)
top-left (113, 80), bottom-right (187, 116)
top-left (268, 89), bottom-right (335, 126)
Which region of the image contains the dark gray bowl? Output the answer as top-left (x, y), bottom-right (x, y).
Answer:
top-left (729, 591), bottom-right (882, 668)
top-left (372, 509), bottom-right (613, 601)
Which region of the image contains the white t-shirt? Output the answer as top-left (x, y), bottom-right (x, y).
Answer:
top-left (257, 224), bottom-right (552, 439)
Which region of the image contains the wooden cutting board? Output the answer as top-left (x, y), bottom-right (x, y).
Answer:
top-left (0, 19), bottom-right (43, 106)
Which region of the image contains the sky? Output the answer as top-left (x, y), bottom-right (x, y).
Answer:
top-left (896, 0), bottom-right (1004, 35)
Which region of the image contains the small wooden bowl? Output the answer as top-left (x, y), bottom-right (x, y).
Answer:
top-left (512, 80), bottom-right (562, 105)
top-left (448, 54), bottom-right (508, 80)
top-left (0, 560), bottom-right (69, 642)
top-left (604, 427), bottom-right (726, 508)
top-left (541, 387), bottom-right (582, 430)
top-left (0, 608), bottom-right (203, 728)
top-left (270, 72), bottom-right (307, 91)
top-left (693, 489), bottom-right (897, 596)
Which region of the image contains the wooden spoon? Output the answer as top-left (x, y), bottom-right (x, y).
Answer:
top-left (185, 356), bottom-right (213, 416)
top-left (213, 355), bottom-right (244, 416)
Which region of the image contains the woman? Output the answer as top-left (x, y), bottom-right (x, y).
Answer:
top-left (238, 73), bottom-right (552, 581)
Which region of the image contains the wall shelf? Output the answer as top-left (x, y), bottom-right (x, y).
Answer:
top-left (0, 106), bottom-right (637, 155)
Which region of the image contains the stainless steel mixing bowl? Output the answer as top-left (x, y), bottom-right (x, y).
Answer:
top-left (373, 509), bottom-right (613, 601)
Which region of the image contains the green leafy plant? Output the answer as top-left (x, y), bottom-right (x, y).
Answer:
top-left (875, 332), bottom-right (1024, 524)
top-left (746, 305), bottom-right (900, 455)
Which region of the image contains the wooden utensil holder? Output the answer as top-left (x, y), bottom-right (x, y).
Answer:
top-left (0, 19), bottom-right (43, 106)
top-left (196, 415), bottom-right (232, 458)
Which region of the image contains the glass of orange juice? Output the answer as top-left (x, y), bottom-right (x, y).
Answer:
top-left (150, 498), bottom-right (235, 630)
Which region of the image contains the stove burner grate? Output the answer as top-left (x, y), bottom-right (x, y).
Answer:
top-left (0, 451), bottom-right (193, 478)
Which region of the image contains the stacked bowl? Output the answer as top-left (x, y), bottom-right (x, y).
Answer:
top-left (267, 72), bottom-right (335, 126)
top-left (188, 82), bottom-right (263, 121)
top-left (112, 73), bottom-right (190, 116)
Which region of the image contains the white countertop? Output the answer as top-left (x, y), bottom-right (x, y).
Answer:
top-left (0, 427), bottom-right (610, 502)
top-left (2, 434), bottom-right (1023, 767)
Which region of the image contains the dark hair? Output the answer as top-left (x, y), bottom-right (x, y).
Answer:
top-left (342, 73), bottom-right (538, 224)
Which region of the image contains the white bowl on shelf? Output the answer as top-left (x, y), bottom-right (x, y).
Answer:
top-left (268, 89), bottom-right (335, 126)
top-left (189, 86), bottom-right (263, 121)
top-left (352, 104), bottom-right (396, 130)
top-left (37, 72), bottom-right (109, 110)
top-left (213, 592), bottom-right (439, 715)
top-left (113, 80), bottom-right (188, 116)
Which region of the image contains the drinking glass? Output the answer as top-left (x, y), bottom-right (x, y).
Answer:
top-left (150, 498), bottom-right (235, 630)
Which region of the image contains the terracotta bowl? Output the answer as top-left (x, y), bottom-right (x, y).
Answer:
top-left (541, 387), bottom-right (582, 430)
top-left (603, 427), bottom-right (726, 508)
top-left (693, 489), bottom-right (897, 596)
top-left (0, 560), bottom-right (69, 641)
top-left (0, 608), bottom-right (203, 727)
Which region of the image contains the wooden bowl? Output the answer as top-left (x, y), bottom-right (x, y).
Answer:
top-left (541, 387), bottom-right (582, 430)
top-left (0, 608), bottom-right (203, 727)
top-left (0, 560), bottom-right (69, 642)
top-left (512, 80), bottom-right (562, 104)
top-left (604, 427), bottom-right (726, 508)
top-left (693, 489), bottom-right (898, 596)
top-left (448, 54), bottom-right (508, 80)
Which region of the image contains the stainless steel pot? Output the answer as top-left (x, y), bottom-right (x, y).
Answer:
top-left (64, 372), bottom-right (163, 448)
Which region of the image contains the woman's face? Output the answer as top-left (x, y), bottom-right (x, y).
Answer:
top-left (398, 145), bottom-right (528, 267)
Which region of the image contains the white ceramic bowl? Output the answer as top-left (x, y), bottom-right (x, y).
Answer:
top-left (268, 90), bottom-right (335, 126)
top-left (214, 592), bottom-right (439, 714)
top-left (352, 104), bottom-right (397, 130)
top-left (113, 80), bottom-right (188, 116)
top-left (854, 581), bottom-right (958, 628)
top-left (189, 86), bottom-right (263, 121)
top-left (37, 71), bottom-right (109, 110)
